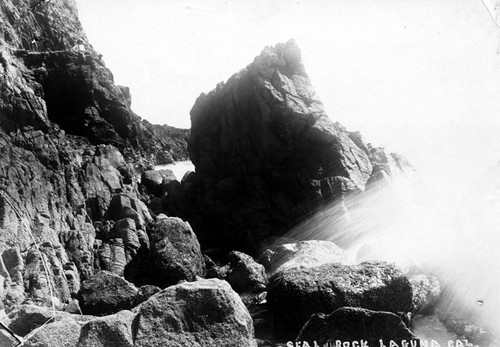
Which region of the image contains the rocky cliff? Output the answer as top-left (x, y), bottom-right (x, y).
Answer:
top-left (180, 39), bottom-right (410, 252)
top-left (0, 0), bottom-right (190, 317)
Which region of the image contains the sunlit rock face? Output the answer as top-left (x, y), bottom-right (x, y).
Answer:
top-left (188, 40), bottom-right (373, 251)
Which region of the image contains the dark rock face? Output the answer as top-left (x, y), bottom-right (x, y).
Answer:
top-left (135, 284), bottom-right (161, 305)
top-left (77, 271), bottom-right (138, 316)
top-left (145, 121), bottom-right (191, 162)
top-left (149, 217), bottom-right (205, 287)
top-left (409, 274), bottom-right (440, 314)
top-left (5, 304), bottom-right (91, 337)
top-left (127, 216), bottom-right (205, 288)
top-left (186, 39), bottom-right (372, 251)
top-left (224, 251), bottom-right (267, 293)
top-left (267, 261), bottom-right (413, 331)
top-left (133, 278), bottom-right (257, 347)
top-left (18, 49), bottom-right (189, 164)
top-left (297, 307), bottom-right (417, 345)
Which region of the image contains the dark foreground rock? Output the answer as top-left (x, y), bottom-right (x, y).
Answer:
top-left (133, 278), bottom-right (257, 347)
top-left (77, 271), bottom-right (138, 316)
top-left (297, 307), bottom-right (417, 345)
top-left (20, 319), bottom-right (82, 347)
top-left (130, 216), bottom-right (206, 288)
top-left (224, 251), bottom-right (267, 293)
top-left (409, 274), bottom-right (441, 314)
top-left (267, 261), bottom-right (413, 331)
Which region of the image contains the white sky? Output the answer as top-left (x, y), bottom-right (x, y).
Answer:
top-left (77, 0), bottom-right (500, 177)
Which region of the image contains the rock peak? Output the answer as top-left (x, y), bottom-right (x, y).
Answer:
top-left (249, 38), bottom-right (306, 78)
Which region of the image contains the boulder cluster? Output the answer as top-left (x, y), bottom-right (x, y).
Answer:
top-left (0, 1), bottom-right (494, 346)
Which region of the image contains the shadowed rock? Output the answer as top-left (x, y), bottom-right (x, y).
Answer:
top-left (225, 251), bottom-right (267, 293)
top-left (186, 39), bottom-right (372, 252)
top-left (297, 307), bottom-right (417, 346)
top-left (77, 271), bottom-right (138, 316)
top-left (148, 217), bottom-right (206, 288)
top-left (261, 240), bottom-right (351, 274)
top-left (267, 261), bottom-right (413, 331)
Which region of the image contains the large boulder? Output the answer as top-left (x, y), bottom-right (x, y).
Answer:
top-left (224, 251), bottom-right (267, 293)
top-left (262, 240), bottom-right (351, 274)
top-left (296, 307), bottom-right (417, 346)
top-left (147, 217), bottom-right (206, 288)
top-left (78, 310), bottom-right (135, 347)
top-left (133, 278), bottom-right (256, 347)
top-left (19, 319), bottom-right (82, 347)
top-left (267, 261), bottom-right (413, 331)
top-left (77, 271), bottom-right (138, 316)
top-left (186, 39), bottom-right (372, 251)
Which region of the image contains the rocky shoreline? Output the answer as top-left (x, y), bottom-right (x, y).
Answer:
top-left (0, 1), bottom-right (496, 346)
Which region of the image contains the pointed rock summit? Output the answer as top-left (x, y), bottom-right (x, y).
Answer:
top-left (187, 40), bottom-right (373, 251)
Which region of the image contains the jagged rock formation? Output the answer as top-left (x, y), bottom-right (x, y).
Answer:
top-left (145, 121), bottom-right (191, 162)
top-left (182, 39), bottom-right (411, 252)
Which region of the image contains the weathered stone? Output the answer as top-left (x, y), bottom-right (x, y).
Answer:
top-left (108, 239), bottom-right (127, 276)
top-left (267, 261), bottom-right (413, 331)
top-left (225, 251), bottom-right (267, 293)
top-left (141, 170), bottom-right (164, 196)
top-left (78, 310), bottom-right (135, 347)
top-left (106, 194), bottom-right (148, 230)
top-left (0, 0), bottom-right (191, 317)
top-left (297, 307), bottom-right (417, 345)
top-left (114, 218), bottom-right (140, 254)
top-left (142, 169), bottom-right (176, 197)
top-left (204, 254), bottom-right (229, 280)
top-left (133, 278), bottom-right (256, 347)
top-left (63, 298), bottom-right (82, 314)
top-left (5, 304), bottom-right (90, 337)
top-left (148, 217), bottom-right (205, 288)
top-left (135, 285), bottom-right (161, 305)
top-left (77, 271), bottom-right (138, 316)
top-left (20, 318), bottom-right (81, 347)
top-left (262, 240), bottom-right (351, 274)
top-left (3, 286), bottom-right (25, 313)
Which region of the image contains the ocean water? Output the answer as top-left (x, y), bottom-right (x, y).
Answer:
top-left (154, 160), bottom-right (195, 182)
